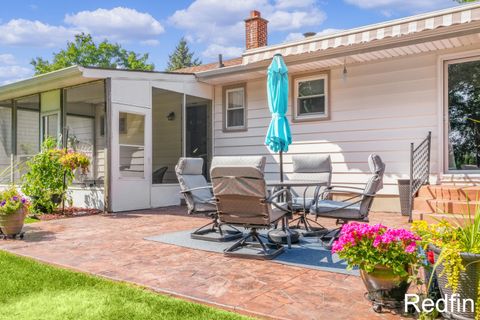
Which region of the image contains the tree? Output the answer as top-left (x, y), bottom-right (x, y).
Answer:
top-left (455, 0), bottom-right (478, 2)
top-left (165, 37), bottom-right (201, 71)
top-left (31, 33), bottom-right (154, 75)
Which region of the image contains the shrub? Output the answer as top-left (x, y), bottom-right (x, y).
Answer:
top-left (21, 138), bottom-right (90, 213)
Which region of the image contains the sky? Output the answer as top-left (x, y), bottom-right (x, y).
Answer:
top-left (0, 0), bottom-right (467, 84)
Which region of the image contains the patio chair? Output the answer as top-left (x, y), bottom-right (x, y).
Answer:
top-left (175, 157), bottom-right (242, 242)
top-left (309, 153), bottom-right (386, 248)
top-left (289, 154), bottom-right (332, 236)
top-left (211, 158), bottom-right (293, 260)
top-left (152, 166), bottom-right (168, 184)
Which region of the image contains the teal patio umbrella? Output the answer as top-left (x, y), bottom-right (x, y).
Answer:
top-left (265, 54), bottom-right (292, 182)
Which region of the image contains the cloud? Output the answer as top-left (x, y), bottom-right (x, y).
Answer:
top-left (169, 0), bottom-right (326, 60)
top-left (344, 0), bottom-right (457, 15)
top-left (202, 44), bottom-right (243, 58)
top-left (0, 65), bottom-right (33, 85)
top-left (64, 7), bottom-right (164, 43)
top-left (0, 19), bottom-right (77, 47)
top-left (268, 9), bottom-right (325, 31)
top-left (274, 0), bottom-right (316, 9)
top-left (283, 28), bottom-right (343, 42)
top-left (0, 54), bottom-right (16, 65)
top-left (0, 7), bottom-right (164, 48)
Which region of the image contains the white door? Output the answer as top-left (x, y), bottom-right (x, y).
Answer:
top-left (111, 104), bottom-right (151, 211)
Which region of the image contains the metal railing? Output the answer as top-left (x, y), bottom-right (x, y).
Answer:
top-left (408, 131), bottom-right (432, 222)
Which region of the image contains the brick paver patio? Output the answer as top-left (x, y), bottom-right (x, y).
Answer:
top-left (0, 207), bottom-right (411, 320)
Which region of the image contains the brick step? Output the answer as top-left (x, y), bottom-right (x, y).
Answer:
top-left (417, 185), bottom-right (480, 201)
top-left (413, 197), bottom-right (480, 214)
top-left (412, 211), bottom-right (472, 225)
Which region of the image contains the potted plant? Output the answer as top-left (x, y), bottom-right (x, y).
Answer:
top-left (0, 187), bottom-right (29, 238)
top-left (332, 223), bottom-right (422, 312)
top-left (22, 138), bottom-right (90, 214)
top-left (412, 213), bottom-right (480, 320)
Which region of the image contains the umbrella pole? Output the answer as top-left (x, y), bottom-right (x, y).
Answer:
top-left (279, 150), bottom-right (284, 182)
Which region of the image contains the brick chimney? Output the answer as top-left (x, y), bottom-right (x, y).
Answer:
top-left (245, 10), bottom-right (268, 50)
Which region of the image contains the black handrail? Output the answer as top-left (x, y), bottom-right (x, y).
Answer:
top-left (408, 131), bottom-right (432, 222)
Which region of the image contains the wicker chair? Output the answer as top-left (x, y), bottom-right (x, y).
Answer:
top-left (175, 157), bottom-right (242, 242)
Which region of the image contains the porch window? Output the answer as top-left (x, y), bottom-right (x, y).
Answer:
top-left (0, 100), bottom-right (12, 183)
top-left (293, 74), bottom-right (329, 121)
top-left (223, 84), bottom-right (246, 131)
top-left (15, 95), bottom-right (40, 158)
top-left (40, 90), bottom-right (61, 141)
top-left (65, 81), bottom-right (106, 184)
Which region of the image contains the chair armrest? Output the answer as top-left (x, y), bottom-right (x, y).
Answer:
top-left (266, 188), bottom-right (293, 213)
top-left (180, 185), bottom-right (213, 194)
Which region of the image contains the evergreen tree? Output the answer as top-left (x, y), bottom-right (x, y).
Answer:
top-left (166, 37), bottom-right (201, 71)
top-left (31, 33), bottom-right (154, 75)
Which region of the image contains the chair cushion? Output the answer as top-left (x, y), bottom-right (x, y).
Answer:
top-left (292, 154), bottom-right (332, 173)
top-left (176, 157), bottom-right (204, 175)
top-left (181, 175), bottom-right (213, 204)
top-left (211, 156), bottom-right (266, 172)
top-left (269, 207), bottom-right (287, 224)
top-left (310, 200), bottom-right (363, 220)
top-left (291, 197), bottom-right (315, 211)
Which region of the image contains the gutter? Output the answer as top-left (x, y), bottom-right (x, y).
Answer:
top-left (0, 66), bottom-right (83, 99)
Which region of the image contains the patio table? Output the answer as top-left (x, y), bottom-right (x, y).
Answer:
top-left (267, 180), bottom-right (329, 237)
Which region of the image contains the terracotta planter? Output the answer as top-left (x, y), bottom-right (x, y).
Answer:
top-left (360, 265), bottom-right (411, 306)
top-left (431, 245), bottom-right (480, 320)
top-left (0, 208), bottom-right (26, 236)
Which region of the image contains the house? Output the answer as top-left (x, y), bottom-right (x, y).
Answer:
top-left (1, 3), bottom-right (480, 213)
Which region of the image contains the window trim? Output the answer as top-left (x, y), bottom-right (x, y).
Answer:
top-left (222, 83), bottom-right (247, 132)
top-left (292, 72), bottom-right (330, 122)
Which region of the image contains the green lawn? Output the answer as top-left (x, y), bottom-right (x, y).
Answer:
top-left (0, 251), bottom-right (251, 320)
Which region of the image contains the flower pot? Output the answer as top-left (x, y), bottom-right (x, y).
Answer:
top-left (0, 208), bottom-right (26, 236)
top-left (51, 194), bottom-right (63, 205)
top-left (431, 245), bottom-right (480, 320)
top-left (360, 265), bottom-right (411, 303)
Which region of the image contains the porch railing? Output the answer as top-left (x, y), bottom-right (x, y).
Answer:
top-left (408, 131), bottom-right (432, 222)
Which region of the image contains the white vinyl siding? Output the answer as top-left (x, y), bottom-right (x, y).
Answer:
top-left (213, 52), bottom-right (440, 196)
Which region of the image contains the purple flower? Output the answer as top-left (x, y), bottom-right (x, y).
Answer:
top-left (21, 198), bottom-right (26, 204)
top-left (12, 196), bottom-right (18, 201)
top-left (0, 200), bottom-right (5, 207)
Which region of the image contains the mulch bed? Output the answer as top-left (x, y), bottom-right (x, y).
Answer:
top-left (29, 208), bottom-right (103, 221)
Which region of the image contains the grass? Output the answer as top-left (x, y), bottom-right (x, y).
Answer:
top-left (0, 251), bottom-right (251, 320)
top-left (24, 216), bottom-right (39, 224)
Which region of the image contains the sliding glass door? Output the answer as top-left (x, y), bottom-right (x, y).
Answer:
top-left (446, 57), bottom-right (480, 172)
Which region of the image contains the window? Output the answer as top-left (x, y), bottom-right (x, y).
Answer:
top-left (293, 74), bottom-right (329, 121)
top-left (119, 112), bottom-right (145, 178)
top-left (446, 57), bottom-right (480, 172)
top-left (223, 84), bottom-right (246, 131)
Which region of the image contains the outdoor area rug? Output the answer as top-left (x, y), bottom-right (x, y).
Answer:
top-left (145, 230), bottom-right (358, 276)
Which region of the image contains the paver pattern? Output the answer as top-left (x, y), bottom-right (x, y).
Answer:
top-left (0, 207), bottom-right (412, 320)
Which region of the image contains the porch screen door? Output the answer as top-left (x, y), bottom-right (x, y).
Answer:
top-left (111, 105), bottom-right (151, 211)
